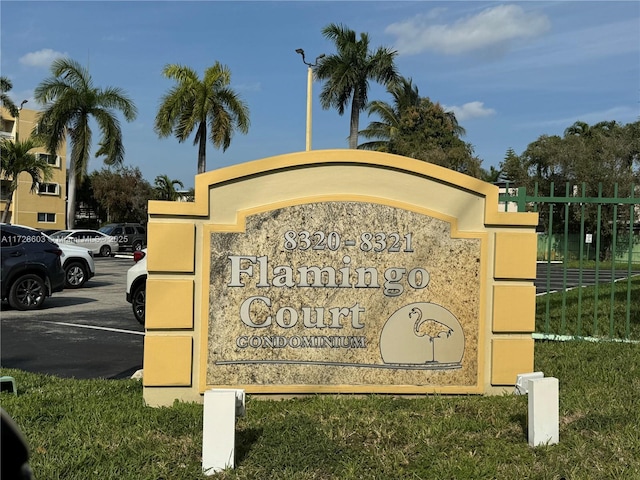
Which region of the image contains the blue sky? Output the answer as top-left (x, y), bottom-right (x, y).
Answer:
top-left (2, 1), bottom-right (639, 189)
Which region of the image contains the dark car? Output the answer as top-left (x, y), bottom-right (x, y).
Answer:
top-left (1, 224), bottom-right (65, 310)
top-left (98, 223), bottom-right (147, 252)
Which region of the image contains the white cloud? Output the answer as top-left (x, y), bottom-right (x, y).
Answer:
top-left (444, 101), bottom-right (496, 121)
top-left (386, 4), bottom-right (550, 56)
top-left (19, 48), bottom-right (67, 67)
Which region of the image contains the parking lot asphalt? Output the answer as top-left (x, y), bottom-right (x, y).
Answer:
top-left (1, 256), bottom-right (144, 380)
top-left (534, 262), bottom-right (640, 295)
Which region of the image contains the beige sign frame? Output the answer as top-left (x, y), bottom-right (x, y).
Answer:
top-left (142, 150), bottom-right (538, 406)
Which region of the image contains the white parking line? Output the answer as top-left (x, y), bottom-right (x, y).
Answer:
top-left (41, 321), bottom-right (144, 336)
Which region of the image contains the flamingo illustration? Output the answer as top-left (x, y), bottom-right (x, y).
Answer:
top-left (410, 307), bottom-right (453, 363)
top-left (379, 302), bottom-right (464, 366)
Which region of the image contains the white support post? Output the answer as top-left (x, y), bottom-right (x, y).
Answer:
top-left (514, 372), bottom-right (545, 395)
top-left (528, 377), bottom-right (559, 447)
top-left (202, 389), bottom-right (245, 475)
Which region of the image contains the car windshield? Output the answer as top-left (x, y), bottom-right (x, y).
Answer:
top-left (98, 226), bottom-right (115, 234)
top-left (50, 230), bottom-right (71, 239)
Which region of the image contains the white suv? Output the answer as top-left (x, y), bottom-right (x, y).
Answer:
top-left (125, 249), bottom-right (147, 325)
top-left (22, 225), bottom-right (96, 288)
top-left (57, 241), bottom-right (96, 288)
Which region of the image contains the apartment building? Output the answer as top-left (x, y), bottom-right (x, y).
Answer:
top-left (1, 106), bottom-right (67, 229)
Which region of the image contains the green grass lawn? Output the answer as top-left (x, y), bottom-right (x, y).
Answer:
top-left (536, 276), bottom-right (640, 340)
top-left (2, 340), bottom-right (639, 479)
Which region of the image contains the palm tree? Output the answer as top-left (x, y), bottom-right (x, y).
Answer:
top-left (154, 62), bottom-right (250, 174)
top-left (34, 58), bottom-right (137, 228)
top-left (359, 77), bottom-right (465, 151)
top-left (564, 121), bottom-right (592, 138)
top-left (1, 138), bottom-right (52, 223)
top-left (0, 76), bottom-right (19, 117)
top-left (315, 23), bottom-right (399, 149)
top-left (154, 174), bottom-right (184, 201)
top-left (359, 77), bottom-right (421, 151)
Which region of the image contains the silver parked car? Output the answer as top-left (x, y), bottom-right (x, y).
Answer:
top-left (50, 229), bottom-right (120, 257)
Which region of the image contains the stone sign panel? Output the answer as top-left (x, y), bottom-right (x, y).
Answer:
top-left (142, 150), bottom-right (538, 406)
top-left (208, 202), bottom-right (481, 389)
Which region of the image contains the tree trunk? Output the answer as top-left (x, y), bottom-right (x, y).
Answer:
top-left (197, 123), bottom-right (207, 174)
top-left (1, 191), bottom-right (14, 223)
top-left (349, 97), bottom-right (360, 149)
top-left (67, 163), bottom-right (77, 229)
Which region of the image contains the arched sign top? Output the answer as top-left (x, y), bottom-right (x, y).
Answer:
top-left (200, 149), bottom-right (490, 194)
top-left (148, 149), bottom-right (536, 227)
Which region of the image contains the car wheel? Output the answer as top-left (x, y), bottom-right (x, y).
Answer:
top-left (132, 282), bottom-right (146, 325)
top-left (8, 274), bottom-right (47, 310)
top-left (65, 261), bottom-right (87, 288)
top-left (99, 245), bottom-right (111, 257)
top-left (132, 240), bottom-right (143, 251)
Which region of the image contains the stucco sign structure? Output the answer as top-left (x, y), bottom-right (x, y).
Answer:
top-left (142, 150), bottom-right (538, 406)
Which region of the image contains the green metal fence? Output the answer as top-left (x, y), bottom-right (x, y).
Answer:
top-left (499, 182), bottom-right (639, 342)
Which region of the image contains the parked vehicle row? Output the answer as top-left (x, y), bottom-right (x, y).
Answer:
top-left (2, 222), bottom-right (147, 321)
top-left (15, 225), bottom-right (98, 289)
top-left (1, 224), bottom-right (114, 310)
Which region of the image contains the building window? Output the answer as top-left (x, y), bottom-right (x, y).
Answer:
top-left (0, 180), bottom-right (11, 201)
top-left (36, 153), bottom-right (60, 167)
top-left (37, 212), bottom-right (56, 223)
top-left (38, 183), bottom-right (59, 195)
top-left (0, 118), bottom-right (15, 136)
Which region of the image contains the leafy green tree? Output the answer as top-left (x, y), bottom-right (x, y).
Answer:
top-left (500, 120), bottom-right (640, 259)
top-left (75, 174), bottom-right (103, 229)
top-left (0, 76), bottom-right (19, 117)
top-left (155, 62), bottom-right (250, 175)
top-left (315, 23), bottom-right (399, 149)
top-left (34, 58), bottom-right (137, 228)
top-left (359, 76), bottom-right (467, 154)
top-left (0, 138), bottom-right (52, 223)
top-left (359, 80), bottom-right (481, 178)
top-left (620, 120), bottom-right (640, 169)
top-left (502, 121), bottom-right (640, 197)
top-left (154, 174), bottom-right (184, 201)
top-left (90, 166), bottom-right (153, 223)
top-left (391, 98), bottom-right (482, 177)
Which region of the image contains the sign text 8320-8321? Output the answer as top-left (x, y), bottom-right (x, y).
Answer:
top-left (283, 231), bottom-right (414, 253)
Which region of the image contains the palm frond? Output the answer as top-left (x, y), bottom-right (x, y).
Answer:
top-left (0, 138), bottom-right (52, 193)
top-left (93, 109), bottom-right (124, 166)
top-left (0, 76), bottom-right (19, 117)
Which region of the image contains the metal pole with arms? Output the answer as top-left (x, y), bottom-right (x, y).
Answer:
top-left (295, 49), bottom-right (325, 151)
